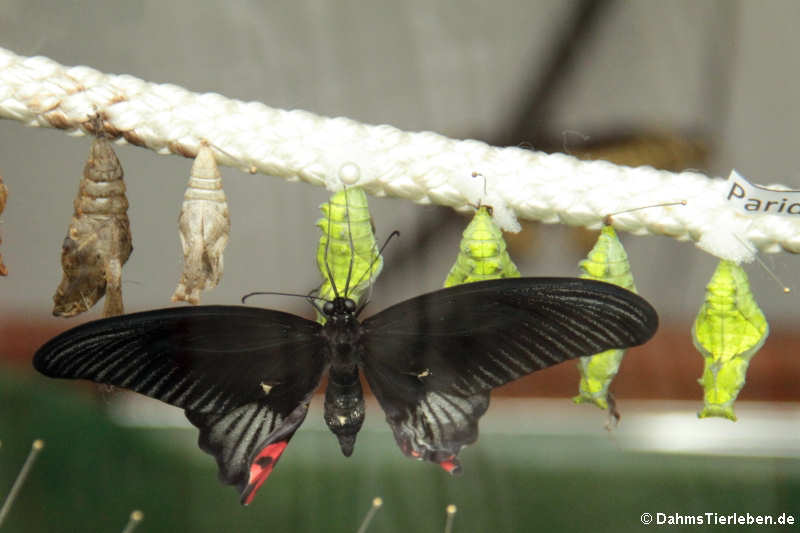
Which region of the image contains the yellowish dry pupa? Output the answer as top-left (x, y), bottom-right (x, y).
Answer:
top-left (573, 225), bottom-right (636, 412)
top-left (693, 260), bottom-right (768, 421)
top-left (53, 120), bottom-right (132, 318)
top-left (172, 143), bottom-right (231, 304)
top-left (444, 206), bottom-right (520, 287)
top-left (315, 187), bottom-right (382, 323)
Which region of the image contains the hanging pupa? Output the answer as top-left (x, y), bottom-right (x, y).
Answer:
top-left (52, 118), bottom-right (132, 318)
top-left (315, 187), bottom-right (382, 323)
top-left (437, 202), bottom-right (519, 472)
top-left (0, 173), bottom-right (8, 275)
top-left (693, 260), bottom-right (768, 421)
top-left (443, 205), bottom-right (520, 288)
top-left (572, 225), bottom-right (637, 413)
top-left (172, 143), bottom-right (231, 304)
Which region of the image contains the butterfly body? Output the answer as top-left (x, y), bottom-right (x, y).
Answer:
top-left (34, 277), bottom-right (658, 505)
top-left (319, 297), bottom-right (366, 456)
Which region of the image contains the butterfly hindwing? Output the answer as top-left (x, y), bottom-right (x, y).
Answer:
top-left (34, 305), bottom-right (326, 414)
top-left (361, 359), bottom-right (489, 472)
top-left (186, 386), bottom-right (320, 505)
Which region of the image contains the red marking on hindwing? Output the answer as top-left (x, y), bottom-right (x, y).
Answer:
top-left (242, 441), bottom-right (289, 505)
top-left (439, 456), bottom-right (460, 474)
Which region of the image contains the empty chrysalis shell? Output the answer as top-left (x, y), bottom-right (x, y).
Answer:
top-left (315, 187), bottom-right (382, 323)
top-left (172, 144), bottom-right (231, 304)
top-left (444, 206), bottom-right (520, 288)
top-left (573, 225), bottom-right (636, 410)
top-left (52, 124), bottom-right (132, 318)
top-left (0, 173), bottom-right (8, 275)
top-left (693, 260), bottom-right (768, 421)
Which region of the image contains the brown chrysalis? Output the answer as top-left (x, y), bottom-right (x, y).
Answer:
top-left (52, 118), bottom-right (132, 318)
top-left (171, 142), bottom-right (230, 304)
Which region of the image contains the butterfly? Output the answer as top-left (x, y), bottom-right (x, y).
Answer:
top-left (34, 276), bottom-right (658, 505)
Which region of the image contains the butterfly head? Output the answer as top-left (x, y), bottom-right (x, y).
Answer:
top-left (322, 297), bottom-right (357, 321)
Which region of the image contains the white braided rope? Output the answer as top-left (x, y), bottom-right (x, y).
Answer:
top-left (1, 46), bottom-right (798, 262)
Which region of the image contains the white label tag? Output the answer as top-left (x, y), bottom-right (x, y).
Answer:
top-left (725, 170), bottom-right (800, 216)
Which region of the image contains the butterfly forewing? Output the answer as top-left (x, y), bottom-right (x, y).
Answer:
top-left (361, 277), bottom-right (657, 397)
top-left (34, 305), bottom-right (326, 413)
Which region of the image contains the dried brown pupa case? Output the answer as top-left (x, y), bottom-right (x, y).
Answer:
top-left (52, 121), bottom-right (132, 317)
top-left (0, 173), bottom-right (8, 276)
top-left (171, 143), bottom-right (230, 304)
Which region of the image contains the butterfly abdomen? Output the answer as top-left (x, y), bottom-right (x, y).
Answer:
top-left (323, 365), bottom-right (365, 457)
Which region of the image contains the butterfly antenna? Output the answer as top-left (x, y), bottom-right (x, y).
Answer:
top-left (323, 193), bottom-right (341, 299)
top-left (354, 230), bottom-right (400, 317)
top-left (0, 439), bottom-right (44, 528)
top-left (343, 186), bottom-right (357, 298)
top-left (355, 497), bottom-right (383, 533)
top-left (349, 225), bottom-right (399, 305)
top-left (306, 287), bottom-right (328, 316)
top-left (120, 510), bottom-right (144, 533)
top-left (444, 504), bottom-right (457, 533)
top-left (241, 290), bottom-right (328, 305)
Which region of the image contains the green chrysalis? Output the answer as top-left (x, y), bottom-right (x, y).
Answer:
top-left (444, 206), bottom-right (520, 288)
top-left (315, 188), bottom-right (382, 323)
top-left (693, 260), bottom-right (768, 421)
top-left (573, 225), bottom-right (636, 411)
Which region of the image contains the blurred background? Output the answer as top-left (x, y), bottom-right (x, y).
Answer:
top-left (1, 1), bottom-right (798, 531)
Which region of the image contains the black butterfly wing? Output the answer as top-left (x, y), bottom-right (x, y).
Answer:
top-left (33, 305), bottom-right (327, 503)
top-left (185, 386), bottom-right (319, 505)
top-left (361, 366), bottom-right (490, 473)
top-left (34, 305), bottom-right (325, 413)
top-left (360, 277), bottom-right (658, 469)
